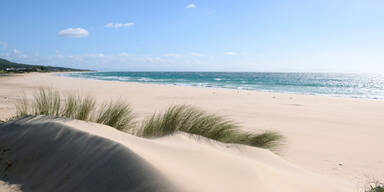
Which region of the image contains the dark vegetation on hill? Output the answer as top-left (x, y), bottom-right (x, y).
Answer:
top-left (0, 58), bottom-right (90, 73)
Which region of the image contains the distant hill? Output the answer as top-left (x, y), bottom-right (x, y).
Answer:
top-left (0, 58), bottom-right (91, 73)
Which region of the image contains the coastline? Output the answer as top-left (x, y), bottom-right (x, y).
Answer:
top-left (60, 72), bottom-right (384, 101)
top-left (1, 72), bottom-right (384, 187)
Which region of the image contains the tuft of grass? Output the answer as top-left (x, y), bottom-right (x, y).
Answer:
top-left (14, 88), bottom-right (135, 131)
top-left (62, 94), bottom-right (78, 118)
top-left (228, 131), bottom-right (284, 150)
top-left (61, 94), bottom-right (95, 121)
top-left (15, 93), bottom-right (29, 117)
top-left (137, 105), bottom-right (238, 138)
top-left (74, 96), bottom-right (95, 121)
top-left (96, 100), bottom-right (136, 131)
top-left (366, 180), bottom-right (384, 192)
top-left (32, 88), bottom-right (61, 116)
top-left (14, 89), bottom-right (284, 151)
top-left (23, 88), bottom-right (95, 120)
top-left (138, 105), bottom-right (284, 151)
top-left (368, 186), bottom-right (384, 192)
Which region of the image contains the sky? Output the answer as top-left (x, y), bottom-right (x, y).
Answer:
top-left (1, 0), bottom-right (384, 72)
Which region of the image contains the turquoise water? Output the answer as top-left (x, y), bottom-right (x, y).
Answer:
top-left (63, 72), bottom-right (384, 99)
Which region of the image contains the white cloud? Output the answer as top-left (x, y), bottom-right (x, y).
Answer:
top-left (58, 28), bottom-right (89, 38)
top-left (0, 53), bottom-right (10, 57)
top-left (18, 54), bottom-right (28, 58)
top-left (105, 23), bottom-right (114, 28)
top-left (13, 49), bottom-right (20, 54)
top-left (144, 56), bottom-right (164, 63)
top-left (186, 3), bottom-right (197, 9)
top-left (120, 52), bottom-right (129, 57)
top-left (225, 52), bottom-right (237, 56)
top-left (120, 52), bottom-right (136, 57)
top-left (0, 42), bottom-right (7, 49)
top-left (162, 53), bottom-right (183, 58)
top-left (105, 22), bottom-right (134, 29)
top-left (190, 52), bottom-right (203, 57)
top-left (84, 53), bottom-right (105, 58)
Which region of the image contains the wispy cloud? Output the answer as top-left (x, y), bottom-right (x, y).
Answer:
top-left (83, 53), bottom-right (105, 58)
top-left (120, 52), bottom-right (129, 57)
top-left (13, 49), bottom-right (20, 54)
top-left (105, 22), bottom-right (134, 29)
top-left (11, 48), bottom-right (27, 58)
top-left (0, 41), bottom-right (7, 49)
top-left (225, 52), bottom-right (237, 56)
top-left (0, 53), bottom-right (10, 57)
top-left (162, 53), bottom-right (183, 58)
top-left (190, 52), bottom-right (203, 57)
top-left (186, 3), bottom-right (197, 9)
top-left (58, 28), bottom-right (89, 38)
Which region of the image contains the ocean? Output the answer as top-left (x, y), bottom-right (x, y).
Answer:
top-left (62, 72), bottom-right (384, 100)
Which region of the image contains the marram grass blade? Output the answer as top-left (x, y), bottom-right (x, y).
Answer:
top-left (14, 89), bottom-right (284, 151)
top-left (32, 88), bottom-right (61, 116)
top-left (96, 100), bottom-right (136, 131)
top-left (74, 95), bottom-right (95, 121)
top-left (13, 88), bottom-right (135, 131)
top-left (15, 93), bottom-right (29, 117)
top-left (138, 105), bottom-right (284, 151)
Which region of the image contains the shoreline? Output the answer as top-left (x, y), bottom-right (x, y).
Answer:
top-left (59, 72), bottom-right (384, 101)
top-left (1, 72), bottom-right (384, 188)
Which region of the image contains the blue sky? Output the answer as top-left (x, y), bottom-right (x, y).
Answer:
top-left (1, 0), bottom-right (384, 72)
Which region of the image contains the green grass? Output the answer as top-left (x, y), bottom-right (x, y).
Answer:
top-left (96, 100), bottom-right (136, 131)
top-left (62, 94), bottom-right (78, 118)
top-left (138, 105), bottom-right (284, 150)
top-left (15, 88), bottom-right (284, 151)
top-left (74, 96), bottom-right (95, 121)
top-left (15, 93), bottom-right (29, 117)
top-left (32, 88), bottom-right (62, 116)
top-left (16, 88), bottom-right (96, 121)
top-left (367, 181), bottom-right (384, 192)
top-left (368, 186), bottom-right (384, 192)
top-left (15, 88), bottom-right (135, 131)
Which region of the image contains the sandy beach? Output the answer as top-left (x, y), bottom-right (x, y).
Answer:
top-left (1, 72), bottom-right (384, 191)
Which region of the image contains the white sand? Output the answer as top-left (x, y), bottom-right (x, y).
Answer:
top-left (0, 181), bottom-right (21, 192)
top-left (1, 73), bottom-right (384, 190)
top-left (1, 116), bottom-right (353, 192)
top-left (0, 116), bottom-right (176, 192)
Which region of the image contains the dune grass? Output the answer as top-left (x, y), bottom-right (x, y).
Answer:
top-left (138, 105), bottom-right (284, 150)
top-left (96, 100), bottom-right (136, 131)
top-left (366, 181), bottom-right (384, 192)
top-left (15, 88), bottom-right (284, 151)
top-left (16, 88), bottom-right (96, 121)
top-left (33, 88), bottom-right (62, 116)
top-left (62, 94), bottom-right (78, 118)
top-left (74, 96), bottom-right (95, 121)
top-left (15, 92), bottom-right (29, 117)
top-left (15, 88), bottom-right (135, 131)
top-left (368, 186), bottom-right (384, 192)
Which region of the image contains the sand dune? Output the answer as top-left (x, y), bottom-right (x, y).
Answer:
top-left (1, 116), bottom-right (354, 192)
top-left (0, 116), bottom-right (175, 192)
top-left (1, 73), bottom-right (384, 191)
